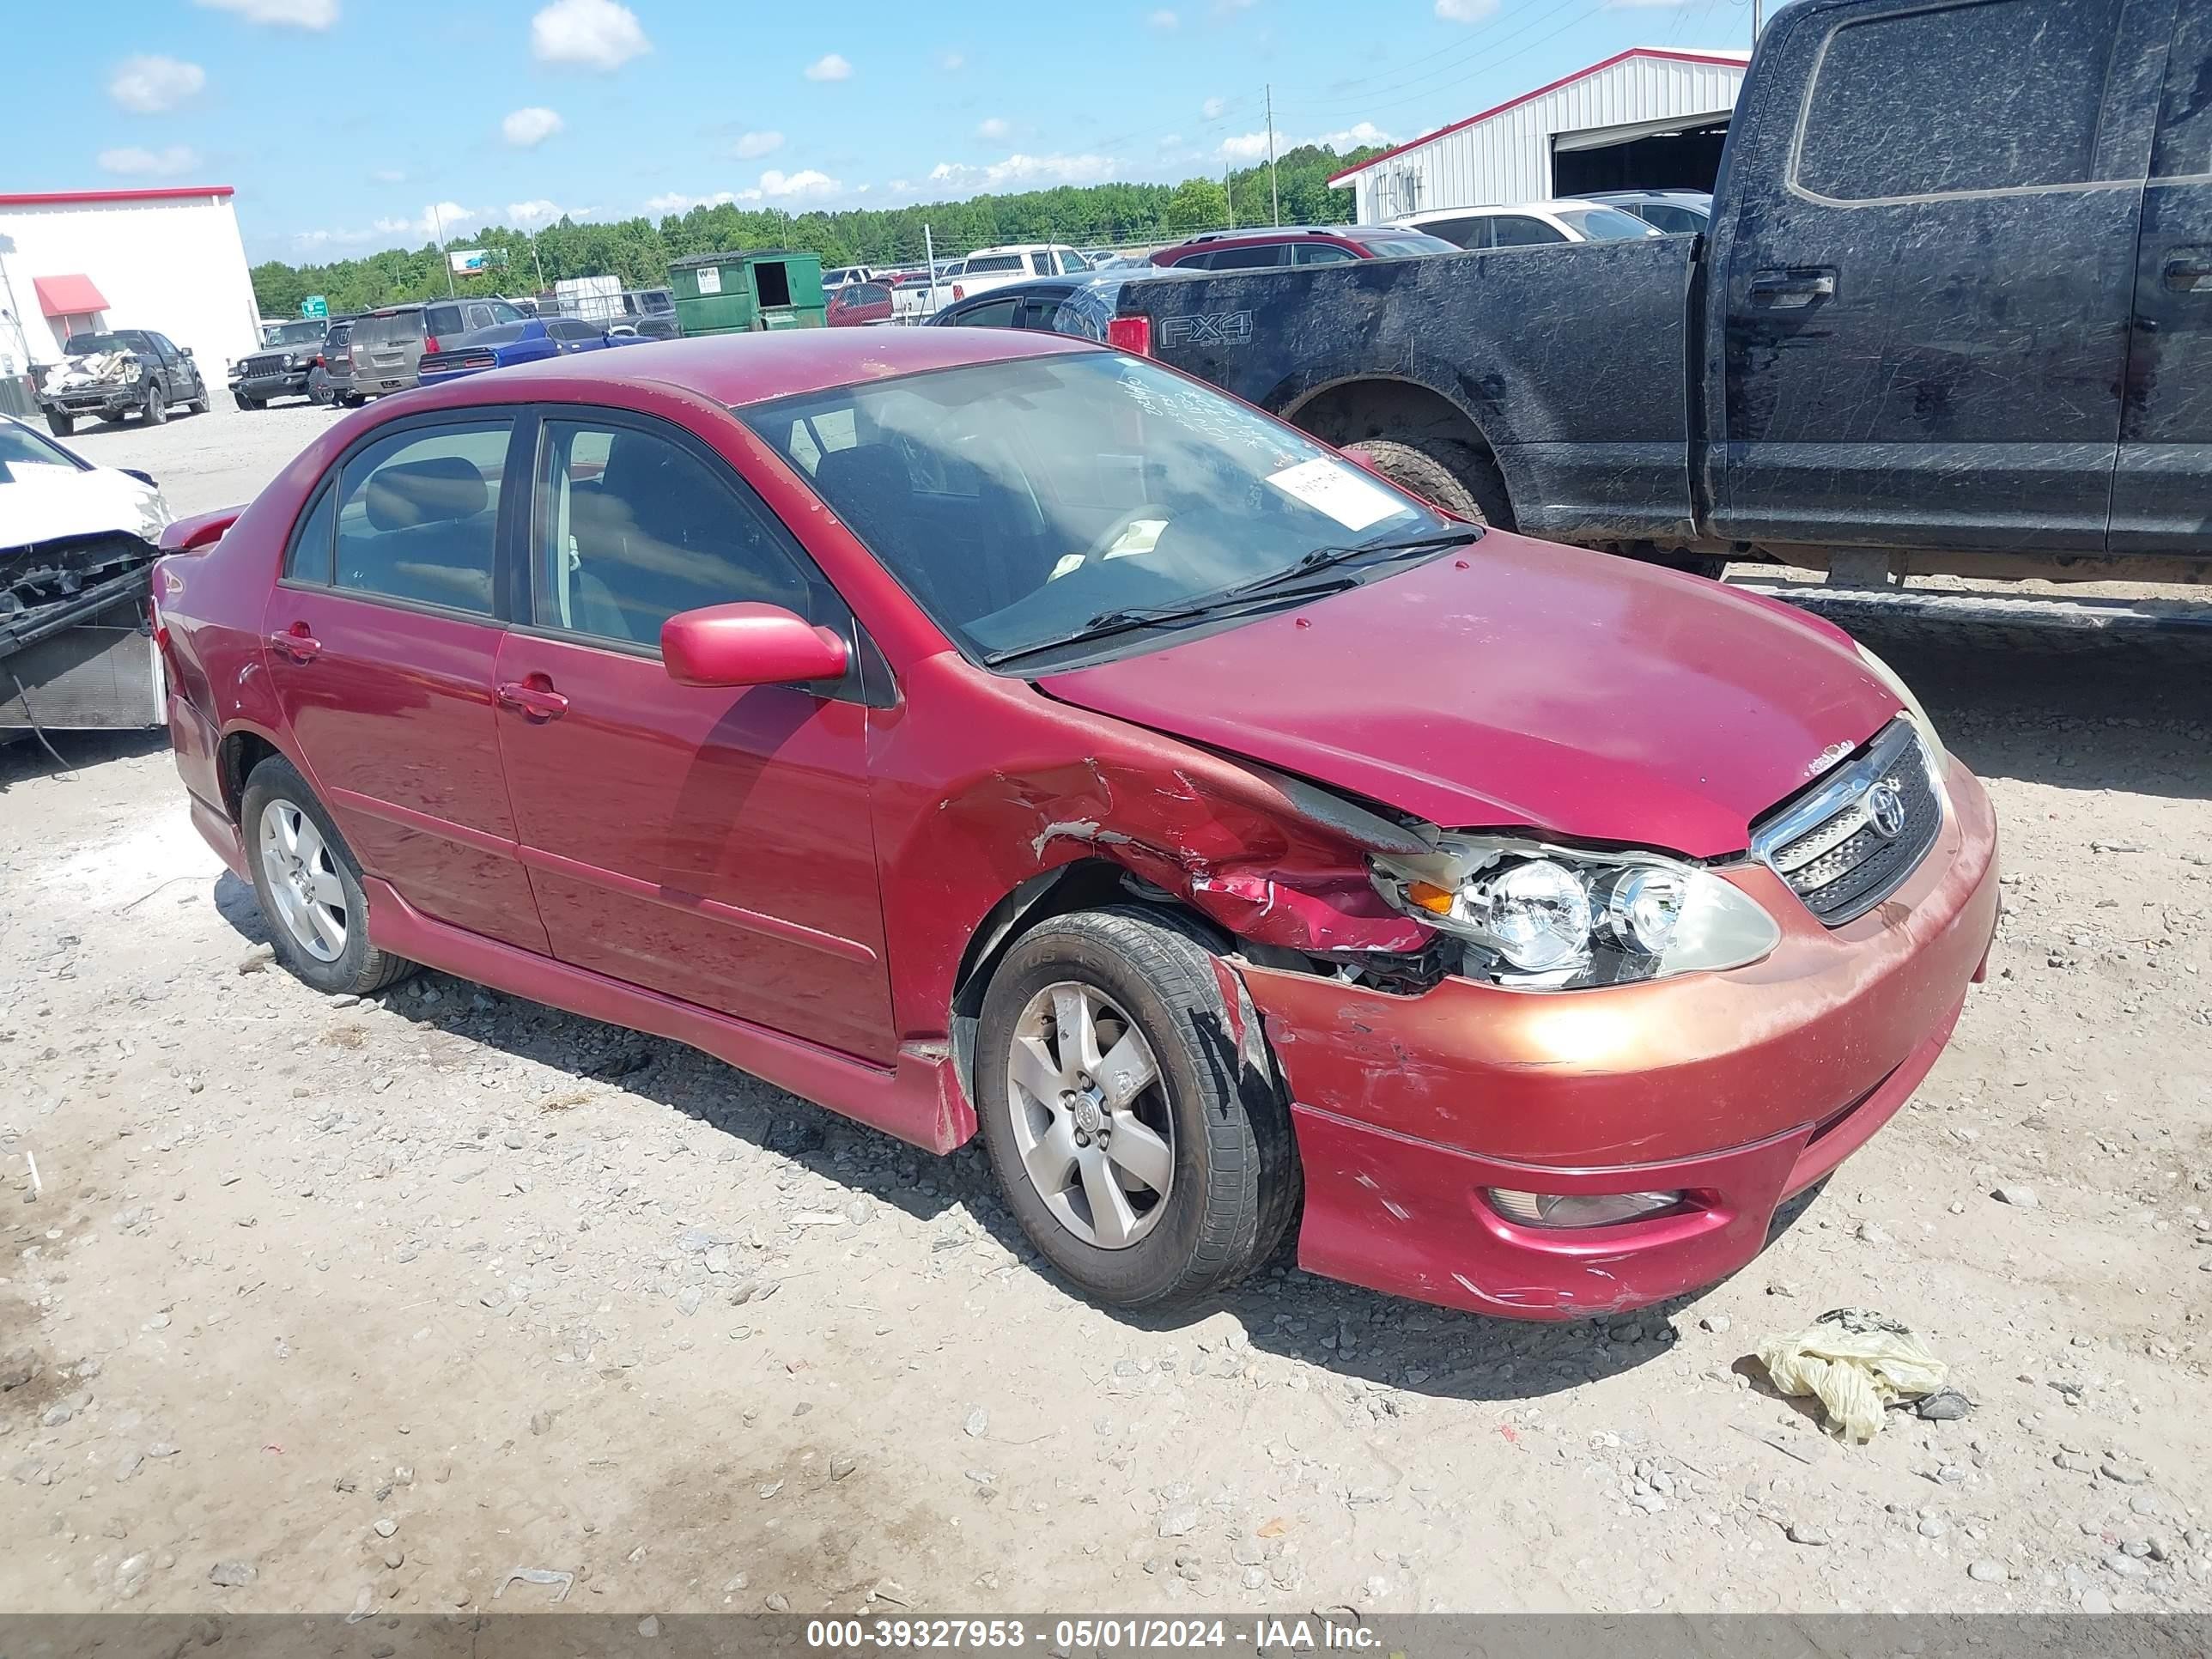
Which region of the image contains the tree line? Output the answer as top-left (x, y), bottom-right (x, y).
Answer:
top-left (248, 143), bottom-right (1385, 317)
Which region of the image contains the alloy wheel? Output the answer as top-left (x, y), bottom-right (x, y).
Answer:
top-left (1006, 981), bottom-right (1175, 1249)
top-left (258, 799), bottom-right (348, 963)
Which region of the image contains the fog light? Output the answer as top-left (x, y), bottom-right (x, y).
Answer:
top-left (1488, 1188), bottom-right (1684, 1229)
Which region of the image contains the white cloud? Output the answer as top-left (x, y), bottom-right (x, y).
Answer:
top-left (107, 55), bottom-right (205, 114)
top-left (506, 199), bottom-right (592, 227)
top-left (1217, 120), bottom-right (1390, 162)
top-left (99, 145), bottom-right (202, 178)
top-left (805, 52), bottom-right (853, 82)
top-left (371, 167), bottom-right (407, 185)
top-left (374, 202), bottom-right (480, 240)
top-left (1148, 8), bottom-right (1179, 24)
top-left (532, 0), bottom-right (650, 70)
top-left (927, 152), bottom-right (1118, 191)
top-left (975, 116), bottom-right (1009, 140)
top-left (935, 49), bottom-right (965, 71)
top-left (733, 129), bottom-right (784, 159)
top-left (757, 168), bottom-right (840, 200)
top-left (1434, 0), bottom-right (1498, 19)
top-left (194, 0), bottom-right (338, 27)
top-left (501, 106), bottom-right (565, 148)
top-left (1200, 96), bottom-right (1226, 118)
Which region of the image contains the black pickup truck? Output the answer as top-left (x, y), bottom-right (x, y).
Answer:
top-left (1118, 0), bottom-right (2212, 584)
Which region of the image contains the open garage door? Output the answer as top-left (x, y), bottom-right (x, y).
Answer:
top-left (1551, 116), bottom-right (1730, 195)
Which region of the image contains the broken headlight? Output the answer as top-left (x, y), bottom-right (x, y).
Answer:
top-left (1370, 836), bottom-right (1779, 990)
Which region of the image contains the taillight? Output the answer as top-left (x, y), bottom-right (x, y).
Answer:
top-left (422, 335), bottom-right (441, 355)
top-left (1106, 315), bottom-right (1152, 356)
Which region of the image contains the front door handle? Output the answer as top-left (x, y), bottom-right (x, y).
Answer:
top-left (496, 678), bottom-right (570, 721)
top-left (1747, 268), bottom-right (1837, 309)
top-left (269, 625), bottom-right (321, 663)
top-left (2162, 249), bottom-right (2212, 294)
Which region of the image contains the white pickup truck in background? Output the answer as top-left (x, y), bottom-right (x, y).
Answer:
top-left (902, 244), bottom-right (1095, 319)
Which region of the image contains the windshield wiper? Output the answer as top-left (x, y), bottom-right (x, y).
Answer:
top-left (1229, 526), bottom-right (1484, 598)
top-left (981, 580), bottom-right (1358, 668)
top-left (979, 526), bottom-right (1480, 671)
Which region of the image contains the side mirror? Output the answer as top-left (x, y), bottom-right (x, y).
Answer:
top-left (181, 346), bottom-right (196, 357)
top-left (662, 603), bottom-right (850, 689)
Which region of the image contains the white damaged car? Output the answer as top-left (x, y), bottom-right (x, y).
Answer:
top-left (1, 413), bottom-right (174, 742)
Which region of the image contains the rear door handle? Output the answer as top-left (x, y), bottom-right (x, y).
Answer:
top-left (269, 626), bottom-right (321, 663)
top-left (2162, 250), bottom-right (2212, 294)
top-left (1747, 268), bottom-right (1837, 309)
top-left (496, 678), bottom-right (570, 720)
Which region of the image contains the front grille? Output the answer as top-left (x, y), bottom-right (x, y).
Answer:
top-left (1751, 720), bottom-right (1943, 925)
top-left (241, 353), bottom-right (289, 376)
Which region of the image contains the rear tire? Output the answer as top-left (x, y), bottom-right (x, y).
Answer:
top-left (1358, 434), bottom-right (1510, 527)
top-left (241, 756), bottom-right (416, 998)
top-left (45, 411), bottom-right (73, 438)
top-left (975, 907), bottom-right (1297, 1310)
top-left (143, 385), bottom-right (168, 424)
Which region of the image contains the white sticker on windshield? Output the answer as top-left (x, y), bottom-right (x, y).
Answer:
top-left (1264, 457), bottom-right (1404, 532)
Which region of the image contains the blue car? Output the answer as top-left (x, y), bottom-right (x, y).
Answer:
top-left (416, 316), bottom-right (655, 384)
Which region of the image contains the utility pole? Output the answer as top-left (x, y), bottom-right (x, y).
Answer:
top-left (527, 233), bottom-right (546, 293)
top-left (1224, 165), bottom-right (1235, 228)
top-left (430, 203), bottom-right (456, 296)
top-left (1751, 0), bottom-right (1762, 42)
top-left (1265, 83), bottom-right (1280, 227)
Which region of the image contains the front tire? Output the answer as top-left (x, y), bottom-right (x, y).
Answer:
top-left (241, 756), bottom-right (416, 997)
top-left (45, 410), bottom-right (73, 438)
top-left (975, 907), bottom-right (1297, 1310)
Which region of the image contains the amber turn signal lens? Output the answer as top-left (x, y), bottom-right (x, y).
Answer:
top-left (1406, 880), bottom-right (1456, 914)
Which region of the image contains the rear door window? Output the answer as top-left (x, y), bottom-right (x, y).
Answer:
top-left (333, 421), bottom-right (513, 616)
top-left (1794, 0), bottom-right (2118, 200)
top-left (1487, 215), bottom-right (1567, 247)
top-left (1207, 243), bottom-right (1288, 270)
top-left (1294, 243), bottom-right (1360, 264)
top-left (945, 296), bottom-right (1022, 328)
top-left (1419, 216), bottom-right (1492, 250)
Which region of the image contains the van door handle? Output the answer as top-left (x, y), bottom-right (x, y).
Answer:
top-left (1747, 268), bottom-right (1837, 308)
top-left (2163, 251), bottom-right (2212, 293)
top-left (496, 678), bottom-right (569, 720)
top-left (269, 626), bottom-right (321, 663)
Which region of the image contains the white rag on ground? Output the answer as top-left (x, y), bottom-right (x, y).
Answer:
top-left (1756, 1307), bottom-right (1948, 1443)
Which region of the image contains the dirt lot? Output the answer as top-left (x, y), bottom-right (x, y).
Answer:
top-left (3, 404), bottom-right (2208, 1617)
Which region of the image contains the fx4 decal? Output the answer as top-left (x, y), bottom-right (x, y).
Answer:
top-left (1158, 310), bottom-right (1255, 349)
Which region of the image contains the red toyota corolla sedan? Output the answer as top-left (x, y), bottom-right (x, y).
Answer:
top-left (151, 329), bottom-right (1998, 1320)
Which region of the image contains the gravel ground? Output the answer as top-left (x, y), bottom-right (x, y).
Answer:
top-left (2, 403), bottom-right (2208, 1616)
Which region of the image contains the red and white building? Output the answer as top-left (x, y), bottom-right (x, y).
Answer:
top-left (1328, 47), bottom-right (1752, 222)
top-left (0, 185), bottom-right (261, 378)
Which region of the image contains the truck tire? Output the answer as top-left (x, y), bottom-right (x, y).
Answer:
top-left (1359, 435), bottom-right (1510, 527)
top-left (45, 411), bottom-right (74, 438)
top-left (185, 392), bottom-right (209, 415)
top-left (234, 392), bottom-right (262, 411)
top-left (974, 907), bottom-right (1298, 1310)
top-left (143, 384), bottom-right (168, 424)
top-left (307, 367), bottom-right (334, 406)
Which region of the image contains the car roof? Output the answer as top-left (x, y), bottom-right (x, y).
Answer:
top-left (401, 325), bottom-right (1100, 410)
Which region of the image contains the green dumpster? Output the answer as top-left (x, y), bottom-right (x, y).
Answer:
top-left (667, 251), bottom-right (827, 335)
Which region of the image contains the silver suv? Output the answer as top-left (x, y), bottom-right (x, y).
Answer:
top-left (347, 298), bottom-right (526, 396)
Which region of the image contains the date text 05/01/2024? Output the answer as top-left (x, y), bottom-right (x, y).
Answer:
top-left (803, 1617), bottom-right (1382, 1650)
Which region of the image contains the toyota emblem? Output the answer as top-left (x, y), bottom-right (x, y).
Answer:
top-left (1866, 778), bottom-right (1907, 841)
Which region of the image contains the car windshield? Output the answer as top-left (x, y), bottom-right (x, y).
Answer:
top-left (0, 420), bottom-right (88, 478)
top-left (740, 352), bottom-right (1453, 671)
top-left (262, 320), bottom-right (326, 345)
top-left (62, 332), bottom-right (131, 356)
top-left (1551, 204), bottom-right (1661, 241)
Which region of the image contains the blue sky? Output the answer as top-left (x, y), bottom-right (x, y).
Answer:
top-left (16, 0), bottom-right (1758, 262)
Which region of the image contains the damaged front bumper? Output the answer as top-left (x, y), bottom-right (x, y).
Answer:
top-left (1243, 757), bottom-right (2001, 1320)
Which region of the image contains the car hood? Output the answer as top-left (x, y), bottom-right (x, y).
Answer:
top-left (0, 466), bottom-right (173, 554)
top-left (1036, 532), bottom-right (1904, 859)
